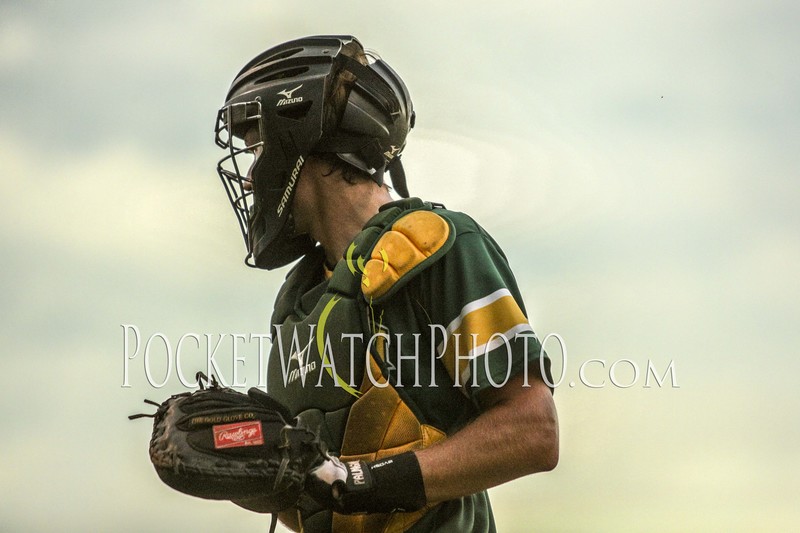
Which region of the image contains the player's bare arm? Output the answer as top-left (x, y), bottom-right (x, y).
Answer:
top-left (417, 373), bottom-right (559, 503)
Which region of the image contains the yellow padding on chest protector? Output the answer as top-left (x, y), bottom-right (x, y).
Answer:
top-left (332, 349), bottom-right (447, 533)
top-left (362, 210), bottom-right (450, 300)
top-left (335, 381), bottom-right (446, 532)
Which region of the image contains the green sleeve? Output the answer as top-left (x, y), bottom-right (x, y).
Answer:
top-left (412, 212), bottom-right (552, 406)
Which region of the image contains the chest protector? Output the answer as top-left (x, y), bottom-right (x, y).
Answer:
top-left (267, 198), bottom-right (454, 533)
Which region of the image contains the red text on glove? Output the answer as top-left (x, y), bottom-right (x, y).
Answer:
top-left (213, 421), bottom-right (264, 449)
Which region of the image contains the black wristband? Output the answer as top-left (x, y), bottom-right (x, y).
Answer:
top-left (335, 451), bottom-right (427, 514)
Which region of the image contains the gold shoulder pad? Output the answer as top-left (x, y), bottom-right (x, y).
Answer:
top-left (361, 210), bottom-right (454, 301)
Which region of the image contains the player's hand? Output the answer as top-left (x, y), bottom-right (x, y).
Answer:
top-left (304, 452), bottom-right (426, 514)
top-left (304, 454), bottom-right (352, 511)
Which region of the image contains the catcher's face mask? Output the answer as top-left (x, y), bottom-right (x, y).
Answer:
top-left (215, 100), bottom-right (314, 269)
top-left (215, 101), bottom-right (260, 263)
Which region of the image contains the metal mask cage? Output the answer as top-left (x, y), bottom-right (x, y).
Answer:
top-left (214, 100), bottom-right (264, 267)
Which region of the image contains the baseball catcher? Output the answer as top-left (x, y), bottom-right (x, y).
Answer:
top-left (133, 34), bottom-right (559, 533)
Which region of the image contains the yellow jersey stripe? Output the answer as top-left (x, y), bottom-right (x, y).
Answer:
top-left (438, 293), bottom-right (531, 384)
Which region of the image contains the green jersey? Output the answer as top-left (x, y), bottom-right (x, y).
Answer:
top-left (266, 198), bottom-right (551, 532)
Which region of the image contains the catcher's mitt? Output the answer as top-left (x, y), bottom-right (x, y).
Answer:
top-left (129, 373), bottom-right (322, 513)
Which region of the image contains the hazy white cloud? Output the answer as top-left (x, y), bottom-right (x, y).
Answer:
top-left (0, 16), bottom-right (39, 69)
top-left (0, 132), bottom-right (232, 268)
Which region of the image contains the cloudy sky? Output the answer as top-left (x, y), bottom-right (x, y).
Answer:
top-left (1, 1), bottom-right (798, 531)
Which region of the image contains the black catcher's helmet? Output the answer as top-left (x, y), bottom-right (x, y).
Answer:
top-left (214, 35), bottom-right (415, 269)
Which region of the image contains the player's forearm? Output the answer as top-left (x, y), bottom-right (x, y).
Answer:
top-left (416, 375), bottom-right (559, 504)
top-left (301, 375), bottom-right (557, 514)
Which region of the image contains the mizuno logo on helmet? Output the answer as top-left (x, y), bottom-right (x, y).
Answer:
top-left (277, 155), bottom-right (305, 216)
top-left (277, 84), bottom-right (303, 106)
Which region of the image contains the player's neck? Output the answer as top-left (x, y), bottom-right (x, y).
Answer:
top-left (313, 183), bottom-right (392, 267)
